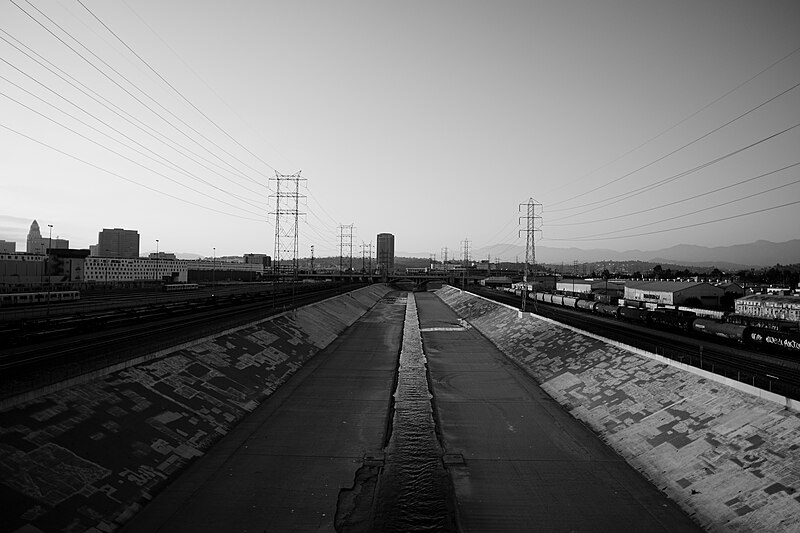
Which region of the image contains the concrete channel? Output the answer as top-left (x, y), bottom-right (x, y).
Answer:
top-left (4, 284), bottom-right (794, 531)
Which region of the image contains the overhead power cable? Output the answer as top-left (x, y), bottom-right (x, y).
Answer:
top-left (0, 29), bottom-right (270, 200)
top-left (119, 0), bottom-right (297, 174)
top-left (549, 78), bottom-right (800, 212)
top-left (548, 161), bottom-right (800, 227)
top-left (0, 89), bottom-right (266, 218)
top-left (0, 62), bottom-right (267, 210)
top-left (543, 42), bottom-right (800, 201)
top-left (557, 175), bottom-right (800, 240)
top-left (75, 0), bottom-right (279, 175)
top-left (0, 121), bottom-right (267, 222)
top-left (547, 121), bottom-right (800, 222)
top-left (549, 199), bottom-right (800, 242)
top-left (11, 0), bottom-right (270, 189)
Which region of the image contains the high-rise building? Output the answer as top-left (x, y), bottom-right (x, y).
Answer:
top-left (26, 220), bottom-right (43, 253)
top-left (25, 220), bottom-right (68, 252)
top-left (376, 233), bottom-right (395, 273)
top-left (98, 228), bottom-right (140, 258)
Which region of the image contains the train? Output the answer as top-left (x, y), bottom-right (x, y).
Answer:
top-left (504, 288), bottom-right (800, 355)
top-left (162, 283), bottom-right (200, 292)
top-left (0, 290), bottom-right (81, 307)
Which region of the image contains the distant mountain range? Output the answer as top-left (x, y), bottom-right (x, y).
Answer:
top-left (399, 239), bottom-right (800, 269)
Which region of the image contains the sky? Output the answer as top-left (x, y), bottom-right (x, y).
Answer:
top-left (1, 0), bottom-right (799, 261)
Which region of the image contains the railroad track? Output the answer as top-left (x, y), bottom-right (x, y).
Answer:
top-left (0, 285), bottom-right (360, 400)
top-left (469, 287), bottom-right (800, 400)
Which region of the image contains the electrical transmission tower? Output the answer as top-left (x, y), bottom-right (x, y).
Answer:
top-left (338, 224), bottom-right (355, 273)
top-left (270, 171), bottom-right (305, 280)
top-left (361, 242), bottom-right (369, 272)
top-left (461, 238), bottom-right (471, 287)
top-left (519, 198), bottom-right (542, 312)
top-left (441, 247), bottom-right (448, 269)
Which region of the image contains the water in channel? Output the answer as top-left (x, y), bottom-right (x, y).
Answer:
top-left (373, 293), bottom-right (456, 532)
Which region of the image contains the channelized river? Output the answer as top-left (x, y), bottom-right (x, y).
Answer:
top-left (372, 293), bottom-right (457, 531)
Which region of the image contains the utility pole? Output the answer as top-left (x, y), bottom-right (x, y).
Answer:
top-left (368, 242), bottom-right (373, 274)
top-left (310, 245), bottom-right (315, 274)
top-left (573, 259), bottom-right (578, 294)
top-left (270, 171), bottom-right (306, 282)
top-left (461, 238), bottom-right (471, 288)
top-left (361, 242), bottom-right (368, 272)
top-left (519, 198), bottom-right (542, 312)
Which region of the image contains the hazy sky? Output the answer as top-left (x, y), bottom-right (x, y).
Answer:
top-left (2, 0), bottom-right (799, 260)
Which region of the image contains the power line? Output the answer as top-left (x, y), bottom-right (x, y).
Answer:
top-left (547, 121), bottom-right (800, 222)
top-left (550, 200), bottom-right (800, 242)
top-left (0, 121), bottom-right (266, 221)
top-left (543, 42), bottom-right (800, 200)
top-left (0, 63), bottom-right (268, 210)
top-left (557, 176), bottom-right (800, 240)
top-left (548, 161), bottom-right (800, 228)
top-left (0, 29), bottom-right (271, 197)
top-left (75, 0), bottom-right (279, 176)
top-left (10, 0), bottom-right (270, 189)
top-left (548, 78), bottom-right (800, 212)
top-left (0, 88), bottom-right (267, 217)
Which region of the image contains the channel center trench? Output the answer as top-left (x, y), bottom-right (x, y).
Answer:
top-left (336, 293), bottom-right (457, 531)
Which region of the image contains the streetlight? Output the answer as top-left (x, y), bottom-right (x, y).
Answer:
top-left (212, 247), bottom-right (216, 292)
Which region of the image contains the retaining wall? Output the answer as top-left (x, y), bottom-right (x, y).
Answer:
top-left (0, 284), bottom-right (392, 533)
top-left (436, 286), bottom-right (800, 533)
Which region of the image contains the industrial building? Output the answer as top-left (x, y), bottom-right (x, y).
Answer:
top-left (97, 228), bottom-right (140, 258)
top-left (0, 240), bottom-right (15, 253)
top-left (623, 280), bottom-right (724, 308)
top-left (376, 233), bottom-right (395, 273)
top-left (557, 279), bottom-right (625, 298)
top-left (735, 294), bottom-right (800, 323)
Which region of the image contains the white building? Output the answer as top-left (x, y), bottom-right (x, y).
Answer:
top-left (557, 279), bottom-right (625, 295)
top-left (624, 280), bottom-right (724, 307)
top-left (735, 294), bottom-right (800, 323)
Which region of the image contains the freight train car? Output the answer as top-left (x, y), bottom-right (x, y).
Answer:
top-left (691, 318), bottom-right (748, 342)
top-left (618, 306), bottom-right (649, 324)
top-left (647, 308), bottom-right (696, 332)
top-left (745, 329), bottom-right (800, 354)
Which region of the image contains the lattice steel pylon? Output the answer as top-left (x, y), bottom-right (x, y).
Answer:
top-left (338, 224), bottom-right (355, 272)
top-left (270, 171), bottom-right (306, 280)
top-left (519, 198), bottom-right (542, 312)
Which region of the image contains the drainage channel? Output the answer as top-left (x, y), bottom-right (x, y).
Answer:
top-left (372, 292), bottom-right (457, 532)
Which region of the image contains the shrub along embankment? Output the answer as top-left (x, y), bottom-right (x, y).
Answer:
top-left (436, 285), bottom-right (800, 533)
top-left (0, 284), bottom-right (392, 533)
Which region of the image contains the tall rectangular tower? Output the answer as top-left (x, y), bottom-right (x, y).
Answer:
top-left (98, 228), bottom-right (140, 258)
top-left (376, 233), bottom-right (395, 273)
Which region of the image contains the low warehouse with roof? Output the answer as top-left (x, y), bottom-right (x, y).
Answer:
top-left (624, 280), bottom-right (724, 308)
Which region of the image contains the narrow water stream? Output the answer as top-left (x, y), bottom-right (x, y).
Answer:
top-left (373, 293), bottom-right (456, 531)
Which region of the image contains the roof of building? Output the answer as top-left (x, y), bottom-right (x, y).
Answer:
top-left (625, 280), bottom-right (721, 293)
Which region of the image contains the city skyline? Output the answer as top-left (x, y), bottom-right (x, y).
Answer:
top-left (2, 1), bottom-right (799, 259)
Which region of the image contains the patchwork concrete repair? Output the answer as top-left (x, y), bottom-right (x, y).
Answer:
top-left (436, 286), bottom-right (800, 533)
top-left (0, 284), bottom-right (391, 533)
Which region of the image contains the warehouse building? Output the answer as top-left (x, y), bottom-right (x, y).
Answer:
top-left (735, 294), bottom-right (800, 323)
top-left (624, 280), bottom-right (724, 308)
top-left (557, 278), bottom-right (625, 298)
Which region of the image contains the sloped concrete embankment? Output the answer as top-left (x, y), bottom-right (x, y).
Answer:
top-left (0, 284), bottom-right (392, 533)
top-left (435, 286), bottom-right (800, 533)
